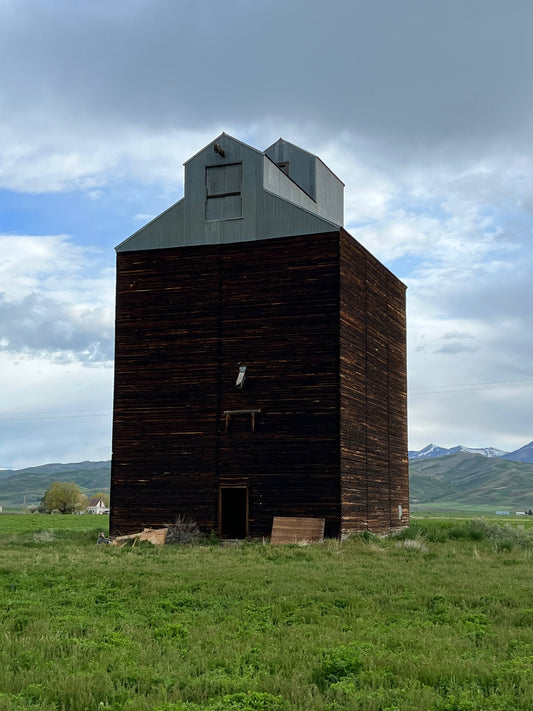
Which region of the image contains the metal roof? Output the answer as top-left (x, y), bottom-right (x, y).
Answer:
top-left (117, 133), bottom-right (344, 252)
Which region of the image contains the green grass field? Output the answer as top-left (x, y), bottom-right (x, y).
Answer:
top-left (1, 514), bottom-right (533, 711)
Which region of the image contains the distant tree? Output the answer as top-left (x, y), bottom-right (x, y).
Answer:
top-left (93, 492), bottom-right (110, 507)
top-left (39, 481), bottom-right (88, 514)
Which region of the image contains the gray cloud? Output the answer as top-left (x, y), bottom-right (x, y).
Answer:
top-left (0, 293), bottom-right (113, 363)
top-left (1, 0), bottom-right (532, 459)
top-left (442, 331), bottom-right (475, 340)
top-left (2, 0), bottom-right (533, 153)
top-left (435, 342), bottom-right (478, 355)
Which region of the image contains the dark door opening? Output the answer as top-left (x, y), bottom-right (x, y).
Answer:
top-left (219, 487), bottom-right (248, 538)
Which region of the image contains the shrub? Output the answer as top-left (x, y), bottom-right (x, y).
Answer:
top-left (314, 642), bottom-right (369, 690)
top-left (349, 530), bottom-right (383, 544)
top-left (395, 536), bottom-right (428, 553)
top-left (165, 515), bottom-right (204, 545)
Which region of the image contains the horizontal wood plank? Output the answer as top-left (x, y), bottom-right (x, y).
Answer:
top-left (111, 230), bottom-right (408, 537)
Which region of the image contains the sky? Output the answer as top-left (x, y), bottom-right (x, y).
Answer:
top-left (0, 0), bottom-right (532, 468)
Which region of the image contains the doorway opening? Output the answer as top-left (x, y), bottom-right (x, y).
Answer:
top-left (219, 486), bottom-right (248, 538)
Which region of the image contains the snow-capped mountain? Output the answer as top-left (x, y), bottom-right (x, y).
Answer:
top-left (461, 446), bottom-right (508, 458)
top-left (408, 444), bottom-right (456, 460)
top-left (408, 444), bottom-right (508, 460)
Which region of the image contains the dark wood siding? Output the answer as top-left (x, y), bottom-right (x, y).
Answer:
top-left (339, 229), bottom-right (409, 534)
top-left (111, 233), bottom-right (341, 536)
top-left (111, 248), bottom-right (221, 534)
top-left (111, 229), bottom-right (408, 537)
top-left (386, 275), bottom-right (409, 529)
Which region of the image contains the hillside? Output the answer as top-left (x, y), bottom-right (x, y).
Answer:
top-left (501, 441), bottom-right (533, 463)
top-left (409, 452), bottom-right (533, 509)
top-left (2, 452), bottom-right (533, 512)
top-left (0, 461), bottom-right (111, 509)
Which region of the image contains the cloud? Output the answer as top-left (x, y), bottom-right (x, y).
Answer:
top-left (1, 1), bottom-right (533, 195)
top-left (0, 234), bottom-right (114, 467)
top-left (0, 293), bottom-right (113, 363)
top-left (3, 0), bottom-right (533, 149)
top-left (0, 351), bottom-right (113, 469)
top-left (442, 331), bottom-right (475, 340)
top-left (0, 0), bottom-right (532, 461)
top-left (0, 123), bottom-right (216, 194)
top-left (435, 341), bottom-right (478, 355)
top-left (0, 235), bottom-right (114, 364)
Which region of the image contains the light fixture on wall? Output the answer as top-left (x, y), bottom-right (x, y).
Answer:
top-left (235, 365), bottom-right (246, 388)
top-left (214, 143), bottom-right (225, 157)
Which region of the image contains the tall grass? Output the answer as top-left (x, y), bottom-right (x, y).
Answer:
top-left (0, 515), bottom-right (532, 710)
top-left (395, 516), bottom-right (533, 549)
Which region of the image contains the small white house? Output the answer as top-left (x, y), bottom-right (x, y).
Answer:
top-left (86, 497), bottom-right (110, 515)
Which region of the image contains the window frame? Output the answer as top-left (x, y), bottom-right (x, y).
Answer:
top-left (205, 162), bottom-right (243, 222)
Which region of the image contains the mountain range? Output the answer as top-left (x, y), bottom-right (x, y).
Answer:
top-left (1, 441), bottom-right (532, 511)
top-left (409, 451), bottom-right (533, 509)
top-left (409, 441), bottom-right (533, 463)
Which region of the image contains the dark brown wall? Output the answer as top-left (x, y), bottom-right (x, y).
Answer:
top-left (339, 229), bottom-right (409, 533)
top-left (111, 233), bottom-right (341, 536)
top-left (111, 230), bottom-right (408, 537)
top-left (111, 247), bottom-right (221, 533)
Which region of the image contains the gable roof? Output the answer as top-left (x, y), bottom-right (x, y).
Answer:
top-left (116, 133), bottom-right (344, 253)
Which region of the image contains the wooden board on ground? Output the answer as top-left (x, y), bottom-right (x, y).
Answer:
top-left (139, 527), bottom-right (168, 545)
top-left (270, 516), bottom-right (325, 544)
top-left (110, 527), bottom-right (168, 546)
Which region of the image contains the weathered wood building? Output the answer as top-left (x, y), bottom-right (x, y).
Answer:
top-left (110, 134), bottom-right (408, 538)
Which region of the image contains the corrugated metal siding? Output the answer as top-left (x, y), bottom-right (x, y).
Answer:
top-left (264, 139), bottom-right (317, 199)
top-left (117, 184), bottom-right (338, 251)
top-left (206, 162), bottom-right (242, 195)
top-left (315, 159), bottom-right (344, 227)
top-left (116, 134), bottom-right (342, 253)
top-left (256, 192), bottom-right (340, 240)
top-left (263, 158), bottom-right (318, 212)
top-left (205, 195), bottom-right (242, 221)
top-left (264, 138), bottom-right (344, 227)
top-left (116, 200), bottom-right (184, 252)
